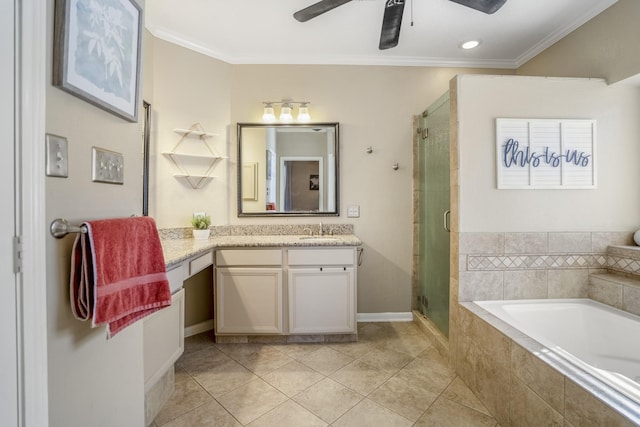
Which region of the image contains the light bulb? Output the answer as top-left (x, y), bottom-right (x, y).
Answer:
top-left (279, 104), bottom-right (293, 123)
top-left (297, 104), bottom-right (311, 122)
top-left (262, 105), bottom-right (276, 123)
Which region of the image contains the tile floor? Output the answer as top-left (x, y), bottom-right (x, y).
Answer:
top-left (151, 322), bottom-right (498, 426)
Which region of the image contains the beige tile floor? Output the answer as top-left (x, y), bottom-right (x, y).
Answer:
top-left (151, 322), bottom-right (498, 426)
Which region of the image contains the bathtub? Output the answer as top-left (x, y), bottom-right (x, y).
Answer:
top-left (475, 299), bottom-right (640, 409)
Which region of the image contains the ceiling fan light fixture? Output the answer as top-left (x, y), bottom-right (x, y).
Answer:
top-left (461, 40), bottom-right (480, 50)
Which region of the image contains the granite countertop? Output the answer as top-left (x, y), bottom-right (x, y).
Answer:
top-left (162, 234), bottom-right (362, 268)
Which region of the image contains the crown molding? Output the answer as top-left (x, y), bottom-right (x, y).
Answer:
top-left (515, 0), bottom-right (618, 68)
top-left (147, 24), bottom-right (516, 69)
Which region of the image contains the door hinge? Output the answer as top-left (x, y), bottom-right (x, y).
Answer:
top-left (13, 236), bottom-right (22, 274)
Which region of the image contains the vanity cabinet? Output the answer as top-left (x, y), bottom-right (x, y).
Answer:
top-left (144, 250), bottom-right (214, 425)
top-left (288, 249), bottom-right (356, 334)
top-left (214, 246), bottom-right (357, 337)
top-left (215, 249), bottom-right (284, 334)
top-left (144, 249), bottom-right (214, 389)
top-left (143, 265), bottom-right (186, 391)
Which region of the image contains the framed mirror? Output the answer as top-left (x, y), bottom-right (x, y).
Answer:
top-left (237, 123), bottom-right (339, 217)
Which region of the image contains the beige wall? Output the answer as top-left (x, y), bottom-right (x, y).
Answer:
top-left (45, 1), bottom-right (147, 426)
top-left (517, 0), bottom-right (640, 84)
top-left (149, 38), bottom-right (232, 227)
top-left (149, 40), bottom-right (512, 313)
top-left (228, 65), bottom-right (513, 313)
top-left (456, 74), bottom-right (640, 232)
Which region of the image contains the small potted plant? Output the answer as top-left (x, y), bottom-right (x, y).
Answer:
top-left (191, 214), bottom-right (211, 240)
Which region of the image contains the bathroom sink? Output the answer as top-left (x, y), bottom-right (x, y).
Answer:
top-left (298, 236), bottom-right (338, 242)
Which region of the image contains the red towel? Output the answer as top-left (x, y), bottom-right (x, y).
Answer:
top-left (70, 217), bottom-right (171, 338)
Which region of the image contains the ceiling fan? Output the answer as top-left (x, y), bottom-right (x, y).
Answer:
top-left (293, 0), bottom-right (508, 50)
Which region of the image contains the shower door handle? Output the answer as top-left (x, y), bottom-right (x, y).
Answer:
top-left (443, 210), bottom-right (451, 232)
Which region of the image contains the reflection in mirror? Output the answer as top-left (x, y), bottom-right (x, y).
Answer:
top-left (238, 123), bottom-right (339, 216)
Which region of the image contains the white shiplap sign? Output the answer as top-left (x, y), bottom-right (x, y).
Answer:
top-left (496, 119), bottom-right (596, 189)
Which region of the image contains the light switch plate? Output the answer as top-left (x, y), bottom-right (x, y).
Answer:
top-left (92, 147), bottom-right (124, 184)
top-left (347, 205), bottom-right (360, 218)
top-left (45, 134), bottom-right (68, 178)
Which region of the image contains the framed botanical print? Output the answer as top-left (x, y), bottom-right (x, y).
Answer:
top-left (53, 0), bottom-right (142, 122)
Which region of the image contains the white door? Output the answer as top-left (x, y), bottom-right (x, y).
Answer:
top-left (1, 1), bottom-right (19, 425)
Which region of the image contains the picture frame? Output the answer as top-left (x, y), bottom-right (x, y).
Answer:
top-left (53, 0), bottom-right (142, 122)
top-left (309, 174), bottom-right (319, 190)
top-left (142, 101), bottom-right (151, 215)
top-left (242, 163), bottom-right (258, 201)
top-left (495, 118), bottom-right (597, 189)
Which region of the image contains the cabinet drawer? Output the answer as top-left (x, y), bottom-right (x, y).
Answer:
top-left (288, 248), bottom-right (355, 266)
top-left (166, 263), bottom-right (186, 294)
top-left (189, 251), bottom-right (213, 276)
top-left (216, 249), bottom-right (282, 266)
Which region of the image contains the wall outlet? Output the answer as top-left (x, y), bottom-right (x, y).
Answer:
top-left (91, 147), bottom-right (124, 184)
top-left (347, 205), bottom-right (360, 218)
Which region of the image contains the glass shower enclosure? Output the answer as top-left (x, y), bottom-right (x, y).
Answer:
top-left (417, 92), bottom-right (450, 337)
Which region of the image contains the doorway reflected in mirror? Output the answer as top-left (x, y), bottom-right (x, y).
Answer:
top-left (237, 123), bottom-right (339, 217)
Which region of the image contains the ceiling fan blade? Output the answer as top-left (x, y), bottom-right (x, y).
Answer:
top-left (449, 0), bottom-right (507, 14)
top-left (294, 0), bottom-right (353, 22)
top-left (379, 0), bottom-right (405, 50)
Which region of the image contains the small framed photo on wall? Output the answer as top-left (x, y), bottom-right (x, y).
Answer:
top-left (309, 174), bottom-right (319, 190)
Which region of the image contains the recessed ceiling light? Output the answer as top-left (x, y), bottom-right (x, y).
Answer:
top-left (461, 40), bottom-right (480, 50)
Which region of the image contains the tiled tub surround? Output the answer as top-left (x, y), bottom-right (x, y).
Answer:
top-left (475, 299), bottom-right (640, 407)
top-left (458, 232), bottom-right (634, 302)
top-left (453, 232), bottom-right (640, 426)
top-left (590, 245), bottom-right (640, 316)
top-left (456, 302), bottom-right (639, 426)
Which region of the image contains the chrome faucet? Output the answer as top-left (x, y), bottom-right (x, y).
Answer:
top-left (319, 222), bottom-right (324, 236)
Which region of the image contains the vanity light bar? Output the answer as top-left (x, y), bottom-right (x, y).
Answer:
top-left (262, 100), bottom-right (311, 123)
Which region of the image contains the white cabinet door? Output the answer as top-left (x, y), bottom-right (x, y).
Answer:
top-left (216, 267), bottom-right (283, 334)
top-left (288, 268), bottom-right (356, 334)
top-left (143, 289), bottom-right (185, 391)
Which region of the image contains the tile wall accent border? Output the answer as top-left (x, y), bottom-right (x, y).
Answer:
top-left (467, 249), bottom-right (640, 278)
top-left (468, 253), bottom-right (607, 271)
top-left (608, 254), bottom-right (640, 276)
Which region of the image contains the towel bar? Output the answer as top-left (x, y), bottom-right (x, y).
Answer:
top-left (50, 218), bottom-right (88, 239)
